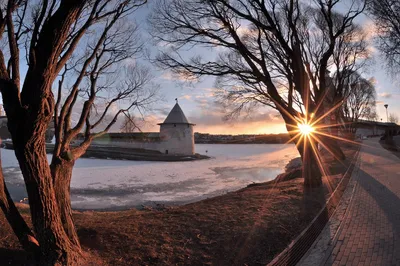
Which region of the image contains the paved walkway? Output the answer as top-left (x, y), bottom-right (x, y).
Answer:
top-left (323, 138), bottom-right (400, 266)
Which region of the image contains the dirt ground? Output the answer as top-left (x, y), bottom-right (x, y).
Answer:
top-left (0, 143), bottom-right (359, 266)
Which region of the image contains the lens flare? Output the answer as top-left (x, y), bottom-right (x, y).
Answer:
top-left (298, 123), bottom-right (315, 135)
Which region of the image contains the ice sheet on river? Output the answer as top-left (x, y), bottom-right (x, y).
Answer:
top-left (1, 144), bottom-right (298, 210)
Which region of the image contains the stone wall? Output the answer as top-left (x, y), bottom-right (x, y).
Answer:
top-left (159, 123), bottom-right (194, 155)
top-left (89, 126), bottom-right (195, 156)
top-left (90, 138), bottom-right (163, 153)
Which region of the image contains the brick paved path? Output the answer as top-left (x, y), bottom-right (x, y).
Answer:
top-left (323, 138), bottom-right (400, 266)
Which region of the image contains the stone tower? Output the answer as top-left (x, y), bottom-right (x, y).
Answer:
top-left (158, 102), bottom-right (195, 155)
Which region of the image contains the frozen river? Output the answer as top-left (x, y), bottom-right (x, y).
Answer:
top-left (2, 144), bottom-right (298, 210)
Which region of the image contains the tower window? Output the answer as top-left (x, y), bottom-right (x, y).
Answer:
top-left (174, 124), bottom-right (176, 127)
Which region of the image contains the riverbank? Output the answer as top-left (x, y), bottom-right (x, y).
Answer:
top-left (0, 142), bottom-right (359, 265)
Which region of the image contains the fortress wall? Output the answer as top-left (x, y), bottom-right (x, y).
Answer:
top-left (90, 138), bottom-right (162, 152)
top-left (89, 129), bottom-right (195, 155)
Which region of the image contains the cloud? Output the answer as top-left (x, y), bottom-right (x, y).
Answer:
top-left (180, 95), bottom-right (192, 101)
top-left (368, 77), bottom-right (377, 85)
top-left (194, 89), bottom-right (215, 99)
top-left (152, 102), bottom-right (176, 117)
top-left (375, 100), bottom-right (384, 104)
top-left (237, 25), bottom-right (251, 37)
top-left (189, 109), bottom-right (286, 134)
top-left (161, 71), bottom-right (198, 82)
top-left (362, 20), bottom-right (379, 41)
top-left (156, 40), bottom-right (175, 49)
top-left (153, 107), bottom-right (170, 117)
top-left (122, 57), bottom-right (136, 67)
top-left (192, 97), bottom-right (210, 109)
top-left (378, 92), bottom-right (392, 99)
top-left (367, 45), bottom-right (377, 55)
top-left (186, 94), bottom-right (284, 134)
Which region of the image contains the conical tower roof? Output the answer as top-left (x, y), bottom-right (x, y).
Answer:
top-left (158, 103), bottom-right (195, 125)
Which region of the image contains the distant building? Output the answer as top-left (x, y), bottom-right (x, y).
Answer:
top-left (88, 102), bottom-right (196, 155)
top-left (354, 120), bottom-right (399, 137)
top-left (158, 102), bottom-right (195, 155)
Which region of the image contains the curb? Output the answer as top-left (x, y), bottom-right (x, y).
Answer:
top-left (267, 147), bottom-right (361, 266)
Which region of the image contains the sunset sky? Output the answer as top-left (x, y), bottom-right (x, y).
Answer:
top-left (1, 3), bottom-right (399, 135)
top-left (148, 51), bottom-right (400, 135)
top-left (137, 8), bottom-right (400, 135)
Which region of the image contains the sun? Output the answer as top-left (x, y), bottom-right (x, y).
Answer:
top-left (298, 123), bottom-right (315, 135)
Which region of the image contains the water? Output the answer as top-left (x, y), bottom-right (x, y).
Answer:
top-left (1, 144), bottom-right (299, 210)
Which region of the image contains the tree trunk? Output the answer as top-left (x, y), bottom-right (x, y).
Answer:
top-left (325, 111), bottom-right (346, 161)
top-left (281, 114), bottom-right (323, 187)
top-left (321, 136), bottom-right (346, 161)
top-left (0, 168), bottom-right (40, 258)
top-left (12, 131), bottom-right (82, 265)
top-left (51, 158), bottom-right (80, 248)
top-left (301, 139), bottom-right (323, 187)
top-left (314, 107), bottom-right (346, 161)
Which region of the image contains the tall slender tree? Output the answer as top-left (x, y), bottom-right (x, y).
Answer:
top-left (0, 1), bottom-right (149, 265)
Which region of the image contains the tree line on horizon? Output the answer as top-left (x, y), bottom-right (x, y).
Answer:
top-left (0, 0), bottom-right (399, 265)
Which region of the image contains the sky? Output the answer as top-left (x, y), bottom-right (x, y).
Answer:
top-left (1, 2), bottom-right (399, 135)
top-left (134, 4), bottom-right (400, 135)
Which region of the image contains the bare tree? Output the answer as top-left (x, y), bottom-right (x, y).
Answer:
top-left (120, 113), bottom-right (139, 133)
top-left (150, 0), bottom-right (366, 187)
top-left (51, 21), bottom-right (158, 252)
top-left (327, 21), bottom-right (370, 135)
top-left (389, 113), bottom-right (399, 124)
top-left (365, 108), bottom-right (378, 122)
top-left (368, 0), bottom-right (400, 70)
top-left (337, 72), bottom-right (377, 133)
top-left (0, 1), bottom-right (149, 264)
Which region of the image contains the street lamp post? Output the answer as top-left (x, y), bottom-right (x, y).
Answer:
top-left (384, 104), bottom-right (389, 122)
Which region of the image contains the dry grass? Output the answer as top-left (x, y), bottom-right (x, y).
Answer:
top-left (0, 143), bottom-right (359, 266)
